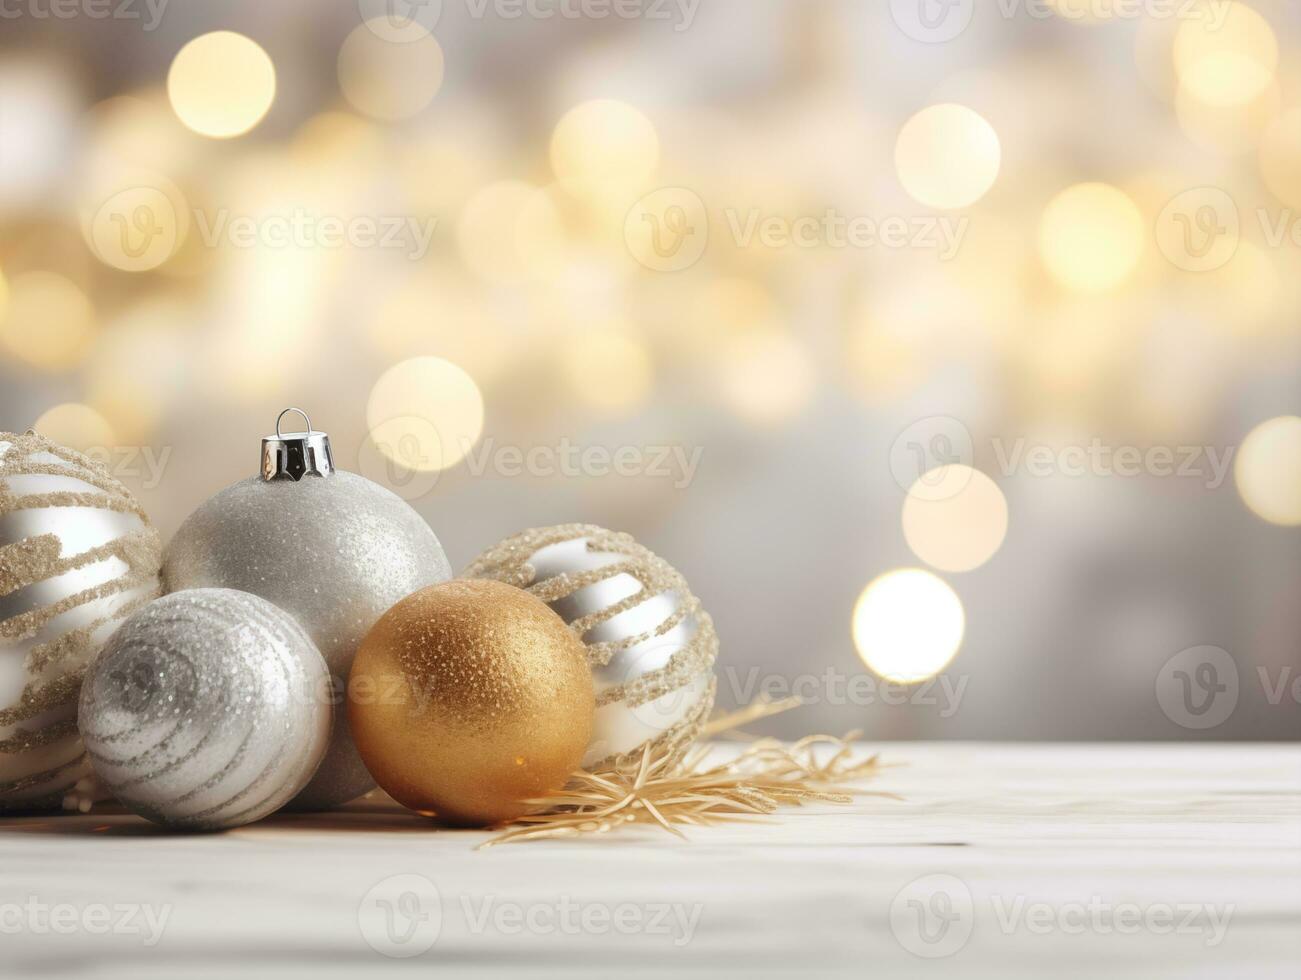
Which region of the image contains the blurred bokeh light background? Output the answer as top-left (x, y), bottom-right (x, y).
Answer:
top-left (2, 0), bottom-right (1298, 740)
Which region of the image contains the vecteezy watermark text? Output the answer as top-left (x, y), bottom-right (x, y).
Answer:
top-left (890, 874), bottom-right (1234, 959)
top-left (624, 188), bottom-right (969, 272)
top-left (358, 874), bottom-right (702, 958)
top-left (190, 209), bottom-right (437, 260)
top-left (890, 0), bottom-right (1230, 44)
top-left (0, 0), bottom-right (169, 30)
top-left (722, 666), bottom-right (968, 718)
top-left (889, 416), bottom-right (1236, 495)
top-left (359, 0), bottom-right (702, 40)
top-left (82, 445), bottom-right (172, 491)
top-left (724, 209), bottom-right (967, 261)
top-left (0, 898), bottom-right (171, 946)
top-left (461, 438), bottom-right (703, 488)
top-left (90, 188), bottom-right (439, 269)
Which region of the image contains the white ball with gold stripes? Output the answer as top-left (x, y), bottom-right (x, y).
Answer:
top-left (465, 525), bottom-right (718, 770)
top-left (79, 588), bottom-right (332, 830)
top-left (0, 431), bottom-right (162, 812)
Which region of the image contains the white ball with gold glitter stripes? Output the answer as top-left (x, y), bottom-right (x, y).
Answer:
top-left (1, 431), bottom-right (162, 812)
top-left (79, 588), bottom-right (332, 830)
top-left (466, 525), bottom-right (718, 769)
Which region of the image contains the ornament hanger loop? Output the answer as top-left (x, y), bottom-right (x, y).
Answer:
top-left (276, 407), bottom-right (313, 438)
top-left (262, 409), bottom-right (333, 481)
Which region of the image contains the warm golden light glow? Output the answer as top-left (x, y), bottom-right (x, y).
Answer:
top-left (85, 302), bottom-right (188, 443)
top-left (894, 104), bottom-right (1001, 209)
top-left (682, 278), bottom-right (780, 356)
top-left (167, 32), bottom-right (276, 138)
top-left (365, 273), bottom-right (510, 383)
top-left (457, 180), bottom-right (566, 284)
top-left (85, 93), bottom-right (195, 176)
top-left (366, 356), bottom-right (486, 473)
top-left (338, 23), bottom-right (444, 122)
top-left (561, 326), bottom-right (655, 413)
top-left (853, 569), bottom-right (965, 684)
top-left (84, 174), bottom-right (190, 273)
top-left (1039, 183), bottom-right (1145, 292)
top-left (1176, 80), bottom-right (1279, 154)
top-left (902, 466), bottom-right (1009, 572)
top-left (32, 403), bottom-right (115, 453)
top-left (1235, 415), bottom-right (1301, 526)
top-left (0, 271), bottom-right (96, 372)
top-left (550, 99), bottom-right (660, 199)
top-left (1259, 107), bottom-right (1301, 209)
top-left (1175, 2), bottom-right (1278, 108)
top-left (717, 329), bottom-right (814, 425)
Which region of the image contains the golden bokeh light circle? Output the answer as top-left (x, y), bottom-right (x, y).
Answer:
top-left (853, 569), bottom-right (966, 684)
top-left (1039, 183), bottom-right (1145, 292)
top-left (338, 23), bottom-right (445, 121)
top-left (1174, 2), bottom-right (1278, 108)
top-left (366, 356), bottom-right (485, 473)
top-left (902, 465), bottom-right (1009, 572)
top-left (1235, 416), bottom-right (1301, 526)
top-left (168, 32), bottom-right (276, 138)
top-left (32, 402), bottom-right (116, 454)
top-left (550, 99), bottom-right (660, 199)
top-left (0, 271), bottom-right (96, 373)
top-left (1259, 107), bottom-right (1301, 210)
top-left (895, 104), bottom-right (1001, 210)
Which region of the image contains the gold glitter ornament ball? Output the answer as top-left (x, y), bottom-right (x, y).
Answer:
top-left (349, 579), bottom-right (593, 826)
top-left (465, 525), bottom-right (717, 770)
top-left (1, 431), bottom-right (163, 812)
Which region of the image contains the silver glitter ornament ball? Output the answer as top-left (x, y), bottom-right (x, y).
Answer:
top-left (162, 411), bottom-right (451, 809)
top-left (465, 524), bottom-right (717, 769)
top-left (79, 588), bottom-right (331, 830)
top-left (1, 431), bottom-right (162, 812)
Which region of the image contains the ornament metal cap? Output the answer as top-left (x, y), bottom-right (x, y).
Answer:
top-left (261, 408), bottom-right (334, 481)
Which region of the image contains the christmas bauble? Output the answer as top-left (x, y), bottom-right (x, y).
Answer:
top-left (161, 411), bottom-right (451, 810)
top-left (465, 524), bottom-right (717, 768)
top-left (79, 588), bottom-right (331, 830)
top-left (1, 430), bottom-right (163, 812)
top-left (349, 579), bottom-right (594, 826)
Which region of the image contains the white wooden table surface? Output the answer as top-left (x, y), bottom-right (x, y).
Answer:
top-left (2, 743), bottom-right (1298, 979)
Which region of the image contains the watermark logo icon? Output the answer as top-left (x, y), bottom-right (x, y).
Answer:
top-left (890, 0), bottom-right (974, 43)
top-left (1155, 187), bottom-right (1240, 272)
top-left (358, 416), bottom-right (443, 502)
top-left (358, 874), bottom-right (442, 958)
top-left (90, 186), bottom-right (181, 272)
top-left (889, 416), bottom-right (974, 498)
top-left (359, 0), bottom-right (443, 41)
top-left (890, 874), bottom-right (974, 958)
top-left (1157, 645), bottom-right (1239, 730)
top-left (625, 187), bottom-right (709, 271)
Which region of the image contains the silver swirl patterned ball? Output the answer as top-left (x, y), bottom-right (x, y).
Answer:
top-left (162, 471), bottom-right (451, 810)
top-left (78, 588), bottom-right (332, 830)
top-left (465, 524), bottom-right (717, 769)
top-left (1, 431), bottom-right (162, 812)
